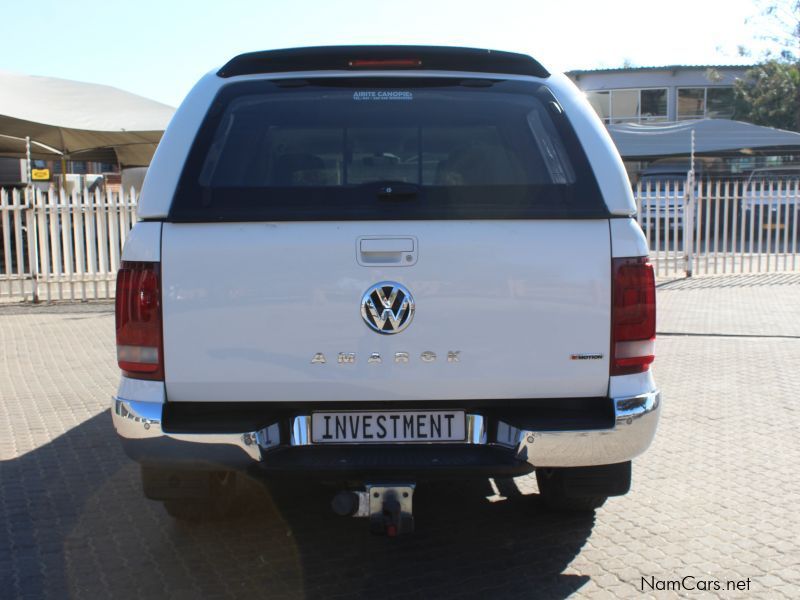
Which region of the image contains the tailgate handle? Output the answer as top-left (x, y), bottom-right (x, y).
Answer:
top-left (360, 238), bottom-right (414, 253)
top-left (357, 237), bottom-right (417, 266)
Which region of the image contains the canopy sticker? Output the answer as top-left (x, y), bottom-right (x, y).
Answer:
top-left (353, 91), bottom-right (413, 101)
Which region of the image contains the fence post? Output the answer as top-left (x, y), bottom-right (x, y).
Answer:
top-left (684, 129), bottom-right (696, 278)
top-left (26, 186), bottom-right (39, 303)
top-left (684, 172), bottom-right (695, 278)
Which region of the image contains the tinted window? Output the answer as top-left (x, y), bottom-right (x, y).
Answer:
top-left (640, 89), bottom-right (667, 120)
top-left (170, 78), bottom-right (607, 221)
top-left (707, 88), bottom-right (734, 118)
top-left (678, 88), bottom-right (705, 119)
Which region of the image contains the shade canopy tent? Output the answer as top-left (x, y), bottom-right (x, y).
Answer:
top-left (607, 119), bottom-right (800, 160)
top-left (0, 71), bottom-right (174, 167)
top-left (0, 134), bottom-right (62, 159)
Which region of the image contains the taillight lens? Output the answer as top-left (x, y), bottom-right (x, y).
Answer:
top-left (115, 261), bottom-right (164, 381)
top-left (611, 257), bottom-right (656, 376)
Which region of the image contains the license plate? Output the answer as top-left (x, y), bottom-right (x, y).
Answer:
top-left (311, 410), bottom-right (466, 444)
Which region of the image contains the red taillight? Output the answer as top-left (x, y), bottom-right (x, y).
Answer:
top-left (348, 58), bottom-right (422, 68)
top-left (115, 261), bottom-right (164, 381)
top-left (611, 257), bottom-right (656, 376)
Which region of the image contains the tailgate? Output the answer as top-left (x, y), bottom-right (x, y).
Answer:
top-left (161, 220), bottom-right (611, 402)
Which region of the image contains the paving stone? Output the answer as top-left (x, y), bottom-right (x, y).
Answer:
top-left (0, 275), bottom-right (798, 598)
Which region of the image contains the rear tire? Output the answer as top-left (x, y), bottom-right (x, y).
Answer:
top-left (536, 469), bottom-right (607, 512)
top-left (535, 462), bottom-right (631, 513)
top-left (141, 467), bottom-right (240, 521)
top-left (164, 471), bottom-right (238, 521)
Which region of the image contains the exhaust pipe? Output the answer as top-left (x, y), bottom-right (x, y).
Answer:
top-left (331, 491), bottom-right (361, 516)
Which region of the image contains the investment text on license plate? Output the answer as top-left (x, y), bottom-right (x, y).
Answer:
top-left (311, 411), bottom-right (466, 443)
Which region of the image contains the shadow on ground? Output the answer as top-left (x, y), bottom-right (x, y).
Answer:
top-left (0, 411), bottom-right (594, 599)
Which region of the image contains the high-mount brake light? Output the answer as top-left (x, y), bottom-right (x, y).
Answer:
top-left (611, 257), bottom-right (656, 376)
top-left (348, 58), bottom-right (422, 68)
top-left (115, 261), bottom-right (164, 381)
top-left (217, 47), bottom-right (550, 78)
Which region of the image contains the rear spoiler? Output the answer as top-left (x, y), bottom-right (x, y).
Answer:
top-left (217, 45), bottom-right (550, 79)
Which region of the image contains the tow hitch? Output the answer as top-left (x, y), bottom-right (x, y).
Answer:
top-left (331, 484), bottom-right (415, 536)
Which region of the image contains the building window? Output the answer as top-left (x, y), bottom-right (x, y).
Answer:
top-left (586, 91), bottom-right (610, 121)
top-left (641, 89), bottom-right (667, 120)
top-left (707, 87), bottom-right (734, 118)
top-left (611, 89), bottom-right (639, 122)
top-left (586, 88), bottom-right (667, 123)
top-left (678, 87), bottom-right (734, 119)
top-left (678, 88), bottom-right (705, 119)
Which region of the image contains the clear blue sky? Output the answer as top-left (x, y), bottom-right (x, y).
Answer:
top-left (0, 0), bottom-right (779, 107)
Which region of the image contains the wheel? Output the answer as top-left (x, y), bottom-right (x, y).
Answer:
top-left (163, 471), bottom-right (238, 521)
top-left (536, 468), bottom-right (607, 512)
top-left (535, 462), bottom-right (631, 513)
top-left (141, 467), bottom-right (240, 521)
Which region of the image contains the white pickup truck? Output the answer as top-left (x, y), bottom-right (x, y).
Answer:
top-left (112, 46), bottom-right (660, 534)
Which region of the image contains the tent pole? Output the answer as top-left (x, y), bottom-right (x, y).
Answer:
top-left (25, 136), bottom-right (32, 185)
top-left (25, 136), bottom-right (39, 303)
top-left (61, 156), bottom-right (68, 192)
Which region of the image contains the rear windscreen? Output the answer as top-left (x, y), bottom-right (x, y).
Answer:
top-left (169, 78), bottom-right (608, 221)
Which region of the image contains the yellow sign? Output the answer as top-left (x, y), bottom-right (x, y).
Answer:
top-left (31, 169), bottom-right (50, 181)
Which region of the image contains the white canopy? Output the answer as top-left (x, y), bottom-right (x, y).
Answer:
top-left (607, 119), bottom-right (800, 159)
top-left (0, 71), bottom-right (175, 167)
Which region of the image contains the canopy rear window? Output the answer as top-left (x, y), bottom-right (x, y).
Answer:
top-left (169, 78), bottom-right (608, 221)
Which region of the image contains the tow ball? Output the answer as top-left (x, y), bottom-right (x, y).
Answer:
top-left (331, 484), bottom-right (415, 536)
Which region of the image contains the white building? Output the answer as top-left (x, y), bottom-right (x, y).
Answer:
top-left (566, 65), bottom-right (750, 124)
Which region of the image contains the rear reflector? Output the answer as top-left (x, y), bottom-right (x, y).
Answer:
top-left (611, 257), bottom-right (656, 376)
top-left (115, 261), bottom-right (164, 381)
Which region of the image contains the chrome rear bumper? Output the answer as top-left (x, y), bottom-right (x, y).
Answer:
top-left (112, 391), bottom-right (660, 470)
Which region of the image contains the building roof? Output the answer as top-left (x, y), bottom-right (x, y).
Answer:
top-left (567, 64), bottom-right (752, 77)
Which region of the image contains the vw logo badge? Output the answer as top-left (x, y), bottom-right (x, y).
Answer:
top-left (361, 282), bottom-right (415, 334)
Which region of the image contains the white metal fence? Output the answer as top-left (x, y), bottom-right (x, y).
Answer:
top-left (0, 186), bottom-right (137, 302)
top-left (635, 178), bottom-right (800, 278)
top-left (1, 178), bottom-right (800, 302)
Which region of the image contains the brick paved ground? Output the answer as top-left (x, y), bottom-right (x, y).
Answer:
top-left (1, 274), bottom-right (799, 599)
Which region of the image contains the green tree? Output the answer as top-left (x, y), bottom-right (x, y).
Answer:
top-left (734, 60), bottom-right (800, 131)
top-left (733, 2), bottom-right (800, 130)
